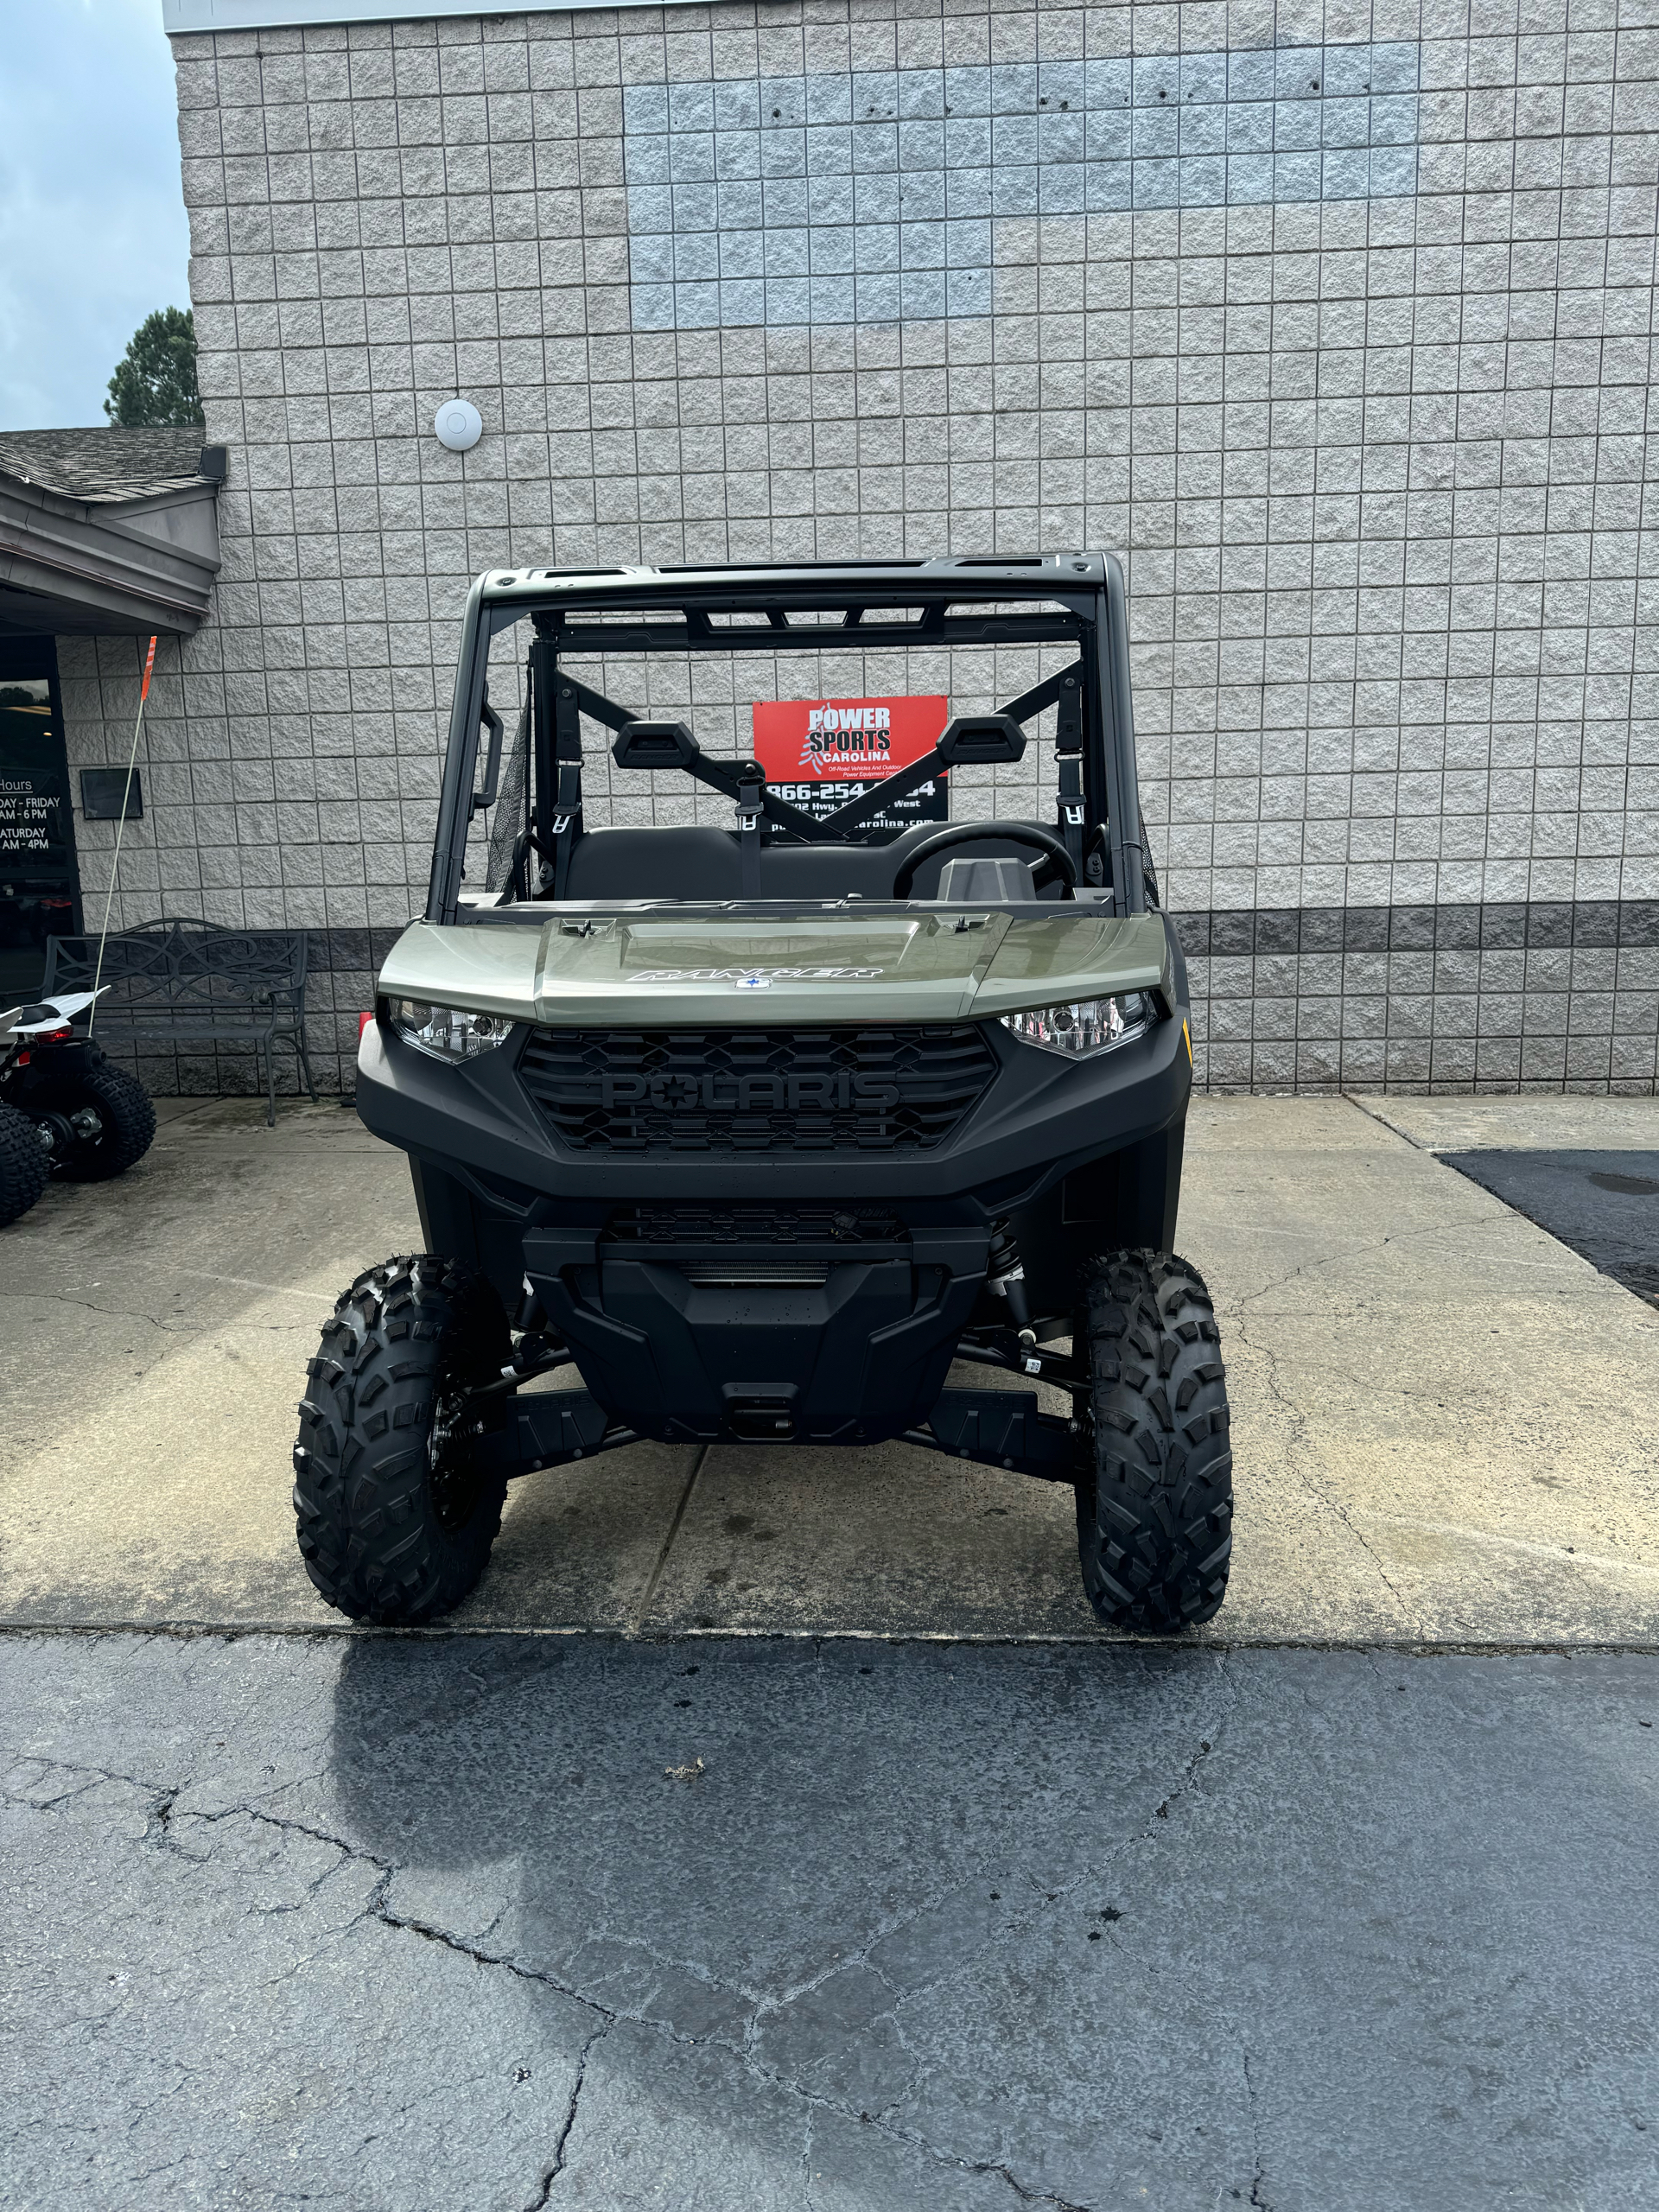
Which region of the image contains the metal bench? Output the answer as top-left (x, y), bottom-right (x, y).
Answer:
top-left (43, 917), bottom-right (318, 1126)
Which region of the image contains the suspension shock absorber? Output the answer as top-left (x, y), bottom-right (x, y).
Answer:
top-left (987, 1220), bottom-right (1037, 1347)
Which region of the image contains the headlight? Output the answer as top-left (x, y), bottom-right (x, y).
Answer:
top-left (1000, 993), bottom-right (1154, 1058)
top-left (388, 999), bottom-right (513, 1061)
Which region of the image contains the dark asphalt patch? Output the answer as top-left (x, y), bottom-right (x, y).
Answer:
top-left (6, 1632), bottom-right (1659, 2209)
top-left (1440, 1147), bottom-right (1659, 1305)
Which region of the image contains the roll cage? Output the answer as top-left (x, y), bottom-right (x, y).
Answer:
top-left (425, 552), bottom-right (1147, 924)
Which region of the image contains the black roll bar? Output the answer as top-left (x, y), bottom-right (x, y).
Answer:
top-left (424, 561), bottom-right (1146, 924)
top-left (1099, 554), bottom-right (1146, 916)
top-left (425, 575), bottom-right (490, 922)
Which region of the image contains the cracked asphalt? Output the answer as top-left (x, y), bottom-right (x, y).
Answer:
top-left (6, 1631), bottom-right (1658, 2209)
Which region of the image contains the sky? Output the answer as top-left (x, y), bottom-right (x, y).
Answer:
top-left (0, 0), bottom-right (192, 431)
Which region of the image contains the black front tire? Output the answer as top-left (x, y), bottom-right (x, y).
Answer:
top-left (35, 1062), bottom-right (156, 1180)
top-left (0, 1103), bottom-right (49, 1226)
top-left (293, 1255), bottom-right (512, 1624)
top-left (1075, 1249), bottom-right (1233, 1633)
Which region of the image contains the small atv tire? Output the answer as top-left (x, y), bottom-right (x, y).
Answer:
top-left (1074, 1249), bottom-right (1233, 1634)
top-left (0, 1103), bottom-right (49, 1226)
top-left (35, 1063), bottom-right (156, 1180)
top-left (293, 1254), bottom-right (512, 1624)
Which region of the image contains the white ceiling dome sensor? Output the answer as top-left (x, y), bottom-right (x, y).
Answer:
top-left (434, 399), bottom-right (483, 452)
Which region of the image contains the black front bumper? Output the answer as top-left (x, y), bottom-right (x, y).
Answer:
top-left (355, 956), bottom-right (1190, 1447)
top-left (356, 994), bottom-right (1189, 1213)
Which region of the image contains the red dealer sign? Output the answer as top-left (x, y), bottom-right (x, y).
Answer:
top-left (752, 695), bottom-right (949, 840)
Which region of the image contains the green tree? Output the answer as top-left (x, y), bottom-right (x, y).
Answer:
top-left (104, 308), bottom-right (204, 428)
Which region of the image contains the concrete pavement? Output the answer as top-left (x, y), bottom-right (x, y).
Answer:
top-left (0, 1092), bottom-right (1656, 1643)
top-left (1363, 1093), bottom-right (1659, 1306)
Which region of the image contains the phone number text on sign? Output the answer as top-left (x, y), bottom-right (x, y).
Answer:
top-left (752, 695), bottom-right (949, 840)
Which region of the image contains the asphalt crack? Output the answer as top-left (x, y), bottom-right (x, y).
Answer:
top-left (733, 1645), bottom-right (1236, 2145)
top-left (1243, 2050), bottom-right (1272, 2209)
top-left (6, 1762), bottom-right (1111, 2212)
top-left (976, 2164), bottom-right (1093, 2211)
top-left (522, 2023), bottom-right (610, 2209)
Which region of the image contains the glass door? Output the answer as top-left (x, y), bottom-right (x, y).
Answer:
top-left (0, 639), bottom-right (80, 1002)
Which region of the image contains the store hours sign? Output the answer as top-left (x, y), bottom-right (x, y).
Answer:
top-left (0, 777), bottom-right (58, 859)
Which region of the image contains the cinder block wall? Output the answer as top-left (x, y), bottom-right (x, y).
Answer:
top-left (58, 0), bottom-right (1659, 1094)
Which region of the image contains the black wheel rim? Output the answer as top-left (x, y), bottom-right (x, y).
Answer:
top-left (30, 1101), bottom-right (105, 1173)
top-left (427, 1370), bottom-right (485, 1531)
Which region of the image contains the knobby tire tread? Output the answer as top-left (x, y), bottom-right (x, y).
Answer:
top-left (0, 1102), bottom-right (48, 1226)
top-left (46, 1064), bottom-right (156, 1180)
top-left (1075, 1248), bottom-right (1234, 1633)
top-left (292, 1253), bottom-right (510, 1624)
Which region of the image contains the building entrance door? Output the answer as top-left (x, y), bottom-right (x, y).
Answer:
top-left (0, 639), bottom-right (79, 1001)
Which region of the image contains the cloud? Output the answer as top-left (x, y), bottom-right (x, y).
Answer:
top-left (0, 0), bottom-right (191, 429)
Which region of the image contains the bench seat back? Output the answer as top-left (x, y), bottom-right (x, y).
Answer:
top-left (43, 918), bottom-right (308, 1032)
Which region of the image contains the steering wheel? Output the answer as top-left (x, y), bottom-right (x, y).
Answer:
top-left (891, 822), bottom-right (1078, 901)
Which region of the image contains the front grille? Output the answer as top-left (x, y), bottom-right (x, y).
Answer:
top-left (520, 1027), bottom-right (996, 1154)
top-left (607, 1205), bottom-right (906, 1243)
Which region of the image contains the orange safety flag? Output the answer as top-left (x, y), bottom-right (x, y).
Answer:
top-left (139, 634), bottom-right (157, 702)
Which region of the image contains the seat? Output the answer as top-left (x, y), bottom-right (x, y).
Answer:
top-left (562, 825), bottom-right (741, 900)
top-left (558, 820), bottom-right (1062, 903)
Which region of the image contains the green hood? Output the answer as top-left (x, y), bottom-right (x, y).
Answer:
top-left (378, 907), bottom-right (1174, 1028)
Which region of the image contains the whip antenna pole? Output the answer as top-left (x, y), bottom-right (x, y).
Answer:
top-left (88, 632), bottom-right (156, 1033)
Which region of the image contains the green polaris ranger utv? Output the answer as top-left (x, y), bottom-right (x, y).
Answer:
top-left (294, 555), bottom-right (1233, 1632)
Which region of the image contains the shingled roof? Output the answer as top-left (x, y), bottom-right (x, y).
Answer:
top-left (0, 429), bottom-right (224, 637)
top-left (0, 428), bottom-right (224, 505)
